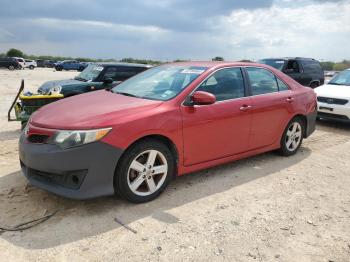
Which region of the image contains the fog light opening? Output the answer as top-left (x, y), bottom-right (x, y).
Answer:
top-left (72, 175), bottom-right (79, 185)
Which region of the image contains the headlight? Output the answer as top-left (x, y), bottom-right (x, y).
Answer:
top-left (51, 128), bottom-right (112, 149)
top-left (49, 85), bottom-right (62, 95)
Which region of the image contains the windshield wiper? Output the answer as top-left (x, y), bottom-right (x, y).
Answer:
top-left (115, 91), bottom-right (138, 98)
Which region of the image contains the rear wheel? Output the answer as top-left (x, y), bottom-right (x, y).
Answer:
top-left (56, 66), bottom-right (62, 71)
top-left (114, 139), bottom-right (175, 203)
top-left (310, 82), bottom-right (319, 89)
top-left (278, 117), bottom-right (304, 156)
top-left (8, 65), bottom-right (14, 70)
top-left (29, 65), bottom-right (34, 70)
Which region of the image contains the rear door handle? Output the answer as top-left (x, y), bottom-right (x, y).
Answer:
top-left (286, 97), bottom-right (295, 103)
top-left (240, 105), bottom-right (252, 111)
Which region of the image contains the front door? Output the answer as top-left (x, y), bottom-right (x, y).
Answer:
top-left (181, 67), bottom-right (253, 166)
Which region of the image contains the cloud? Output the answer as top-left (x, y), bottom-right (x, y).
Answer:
top-left (0, 0), bottom-right (349, 61)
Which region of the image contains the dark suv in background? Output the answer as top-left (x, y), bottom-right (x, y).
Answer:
top-left (0, 57), bottom-right (21, 70)
top-left (37, 62), bottom-right (152, 96)
top-left (259, 57), bottom-right (324, 88)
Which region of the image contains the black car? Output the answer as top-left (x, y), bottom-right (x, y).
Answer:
top-left (36, 60), bottom-right (57, 68)
top-left (0, 57), bottom-right (21, 70)
top-left (37, 62), bottom-right (153, 96)
top-left (258, 57), bottom-right (324, 88)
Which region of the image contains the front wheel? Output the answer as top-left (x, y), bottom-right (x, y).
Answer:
top-left (114, 139), bottom-right (175, 203)
top-left (278, 117), bottom-right (305, 156)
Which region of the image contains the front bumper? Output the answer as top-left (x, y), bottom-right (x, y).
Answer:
top-left (317, 102), bottom-right (350, 122)
top-left (19, 133), bottom-right (123, 199)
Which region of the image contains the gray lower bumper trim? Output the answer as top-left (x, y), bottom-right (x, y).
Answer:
top-left (305, 110), bottom-right (317, 138)
top-left (19, 134), bottom-right (123, 199)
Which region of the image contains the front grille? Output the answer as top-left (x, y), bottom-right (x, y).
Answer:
top-left (318, 112), bottom-right (349, 120)
top-left (28, 134), bottom-right (49, 144)
top-left (317, 96), bottom-right (348, 105)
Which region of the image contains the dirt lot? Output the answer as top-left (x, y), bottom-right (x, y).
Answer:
top-left (0, 68), bottom-right (350, 262)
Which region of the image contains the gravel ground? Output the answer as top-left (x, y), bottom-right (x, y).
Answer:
top-left (0, 68), bottom-right (349, 262)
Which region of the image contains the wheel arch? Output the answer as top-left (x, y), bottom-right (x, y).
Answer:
top-left (309, 80), bottom-right (320, 87)
top-left (289, 114), bottom-right (307, 138)
top-left (116, 134), bottom-right (179, 176)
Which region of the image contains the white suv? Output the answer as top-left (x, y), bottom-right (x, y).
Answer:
top-left (24, 59), bottom-right (37, 70)
top-left (315, 68), bottom-right (350, 122)
top-left (12, 57), bottom-right (25, 69)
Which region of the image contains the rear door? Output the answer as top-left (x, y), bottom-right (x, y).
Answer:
top-left (181, 67), bottom-right (253, 166)
top-left (244, 67), bottom-right (294, 150)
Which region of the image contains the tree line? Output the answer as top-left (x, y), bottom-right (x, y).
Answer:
top-left (1, 48), bottom-right (349, 70)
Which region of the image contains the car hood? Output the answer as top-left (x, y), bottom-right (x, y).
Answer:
top-left (31, 90), bottom-right (163, 129)
top-left (314, 84), bottom-right (350, 99)
top-left (37, 79), bottom-right (83, 94)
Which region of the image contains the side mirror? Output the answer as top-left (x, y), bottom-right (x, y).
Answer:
top-left (191, 91), bottom-right (216, 105)
top-left (103, 77), bottom-right (113, 84)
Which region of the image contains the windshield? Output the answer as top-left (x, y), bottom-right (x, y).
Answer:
top-left (258, 59), bottom-right (286, 71)
top-left (328, 70), bottom-right (350, 86)
top-left (75, 64), bottom-right (104, 81)
top-left (111, 65), bottom-right (208, 101)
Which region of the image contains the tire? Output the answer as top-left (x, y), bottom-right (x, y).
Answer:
top-left (310, 82), bottom-right (319, 89)
top-left (78, 67), bottom-right (84, 72)
top-left (8, 65), bottom-right (15, 71)
top-left (114, 139), bottom-right (175, 203)
top-left (56, 66), bottom-right (62, 71)
top-left (29, 65), bottom-right (35, 70)
top-left (278, 117), bottom-right (305, 156)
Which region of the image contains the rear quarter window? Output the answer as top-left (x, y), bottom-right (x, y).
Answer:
top-left (301, 60), bottom-right (322, 74)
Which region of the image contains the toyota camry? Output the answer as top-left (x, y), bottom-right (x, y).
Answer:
top-left (19, 62), bottom-right (317, 203)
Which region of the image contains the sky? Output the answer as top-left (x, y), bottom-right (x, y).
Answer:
top-left (0, 0), bottom-right (349, 61)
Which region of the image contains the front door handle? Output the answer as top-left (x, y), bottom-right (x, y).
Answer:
top-left (240, 105), bottom-right (252, 111)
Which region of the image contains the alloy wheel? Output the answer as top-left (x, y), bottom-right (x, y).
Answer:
top-left (127, 150), bottom-right (168, 196)
top-left (285, 122), bottom-right (302, 152)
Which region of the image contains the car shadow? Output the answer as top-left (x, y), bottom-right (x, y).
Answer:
top-left (316, 119), bottom-right (350, 133)
top-left (0, 147), bottom-right (312, 250)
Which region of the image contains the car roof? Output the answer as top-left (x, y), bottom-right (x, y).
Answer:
top-left (260, 57), bottom-right (318, 61)
top-left (96, 62), bottom-right (153, 68)
top-left (164, 61), bottom-right (259, 69)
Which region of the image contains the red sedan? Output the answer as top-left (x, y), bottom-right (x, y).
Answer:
top-left (19, 62), bottom-right (317, 202)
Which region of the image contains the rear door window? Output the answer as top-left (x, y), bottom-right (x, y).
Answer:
top-left (246, 67), bottom-right (278, 95)
top-left (285, 60), bottom-right (301, 73)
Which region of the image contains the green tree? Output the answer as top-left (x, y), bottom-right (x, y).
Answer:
top-left (6, 48), bottom-right (24, 57)
top-left (333, 63), bottom-right (350, 71)
top-left (320, 61), bottom-right (335, 71)
top-left (212, 56), bottom-right (224, 61)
